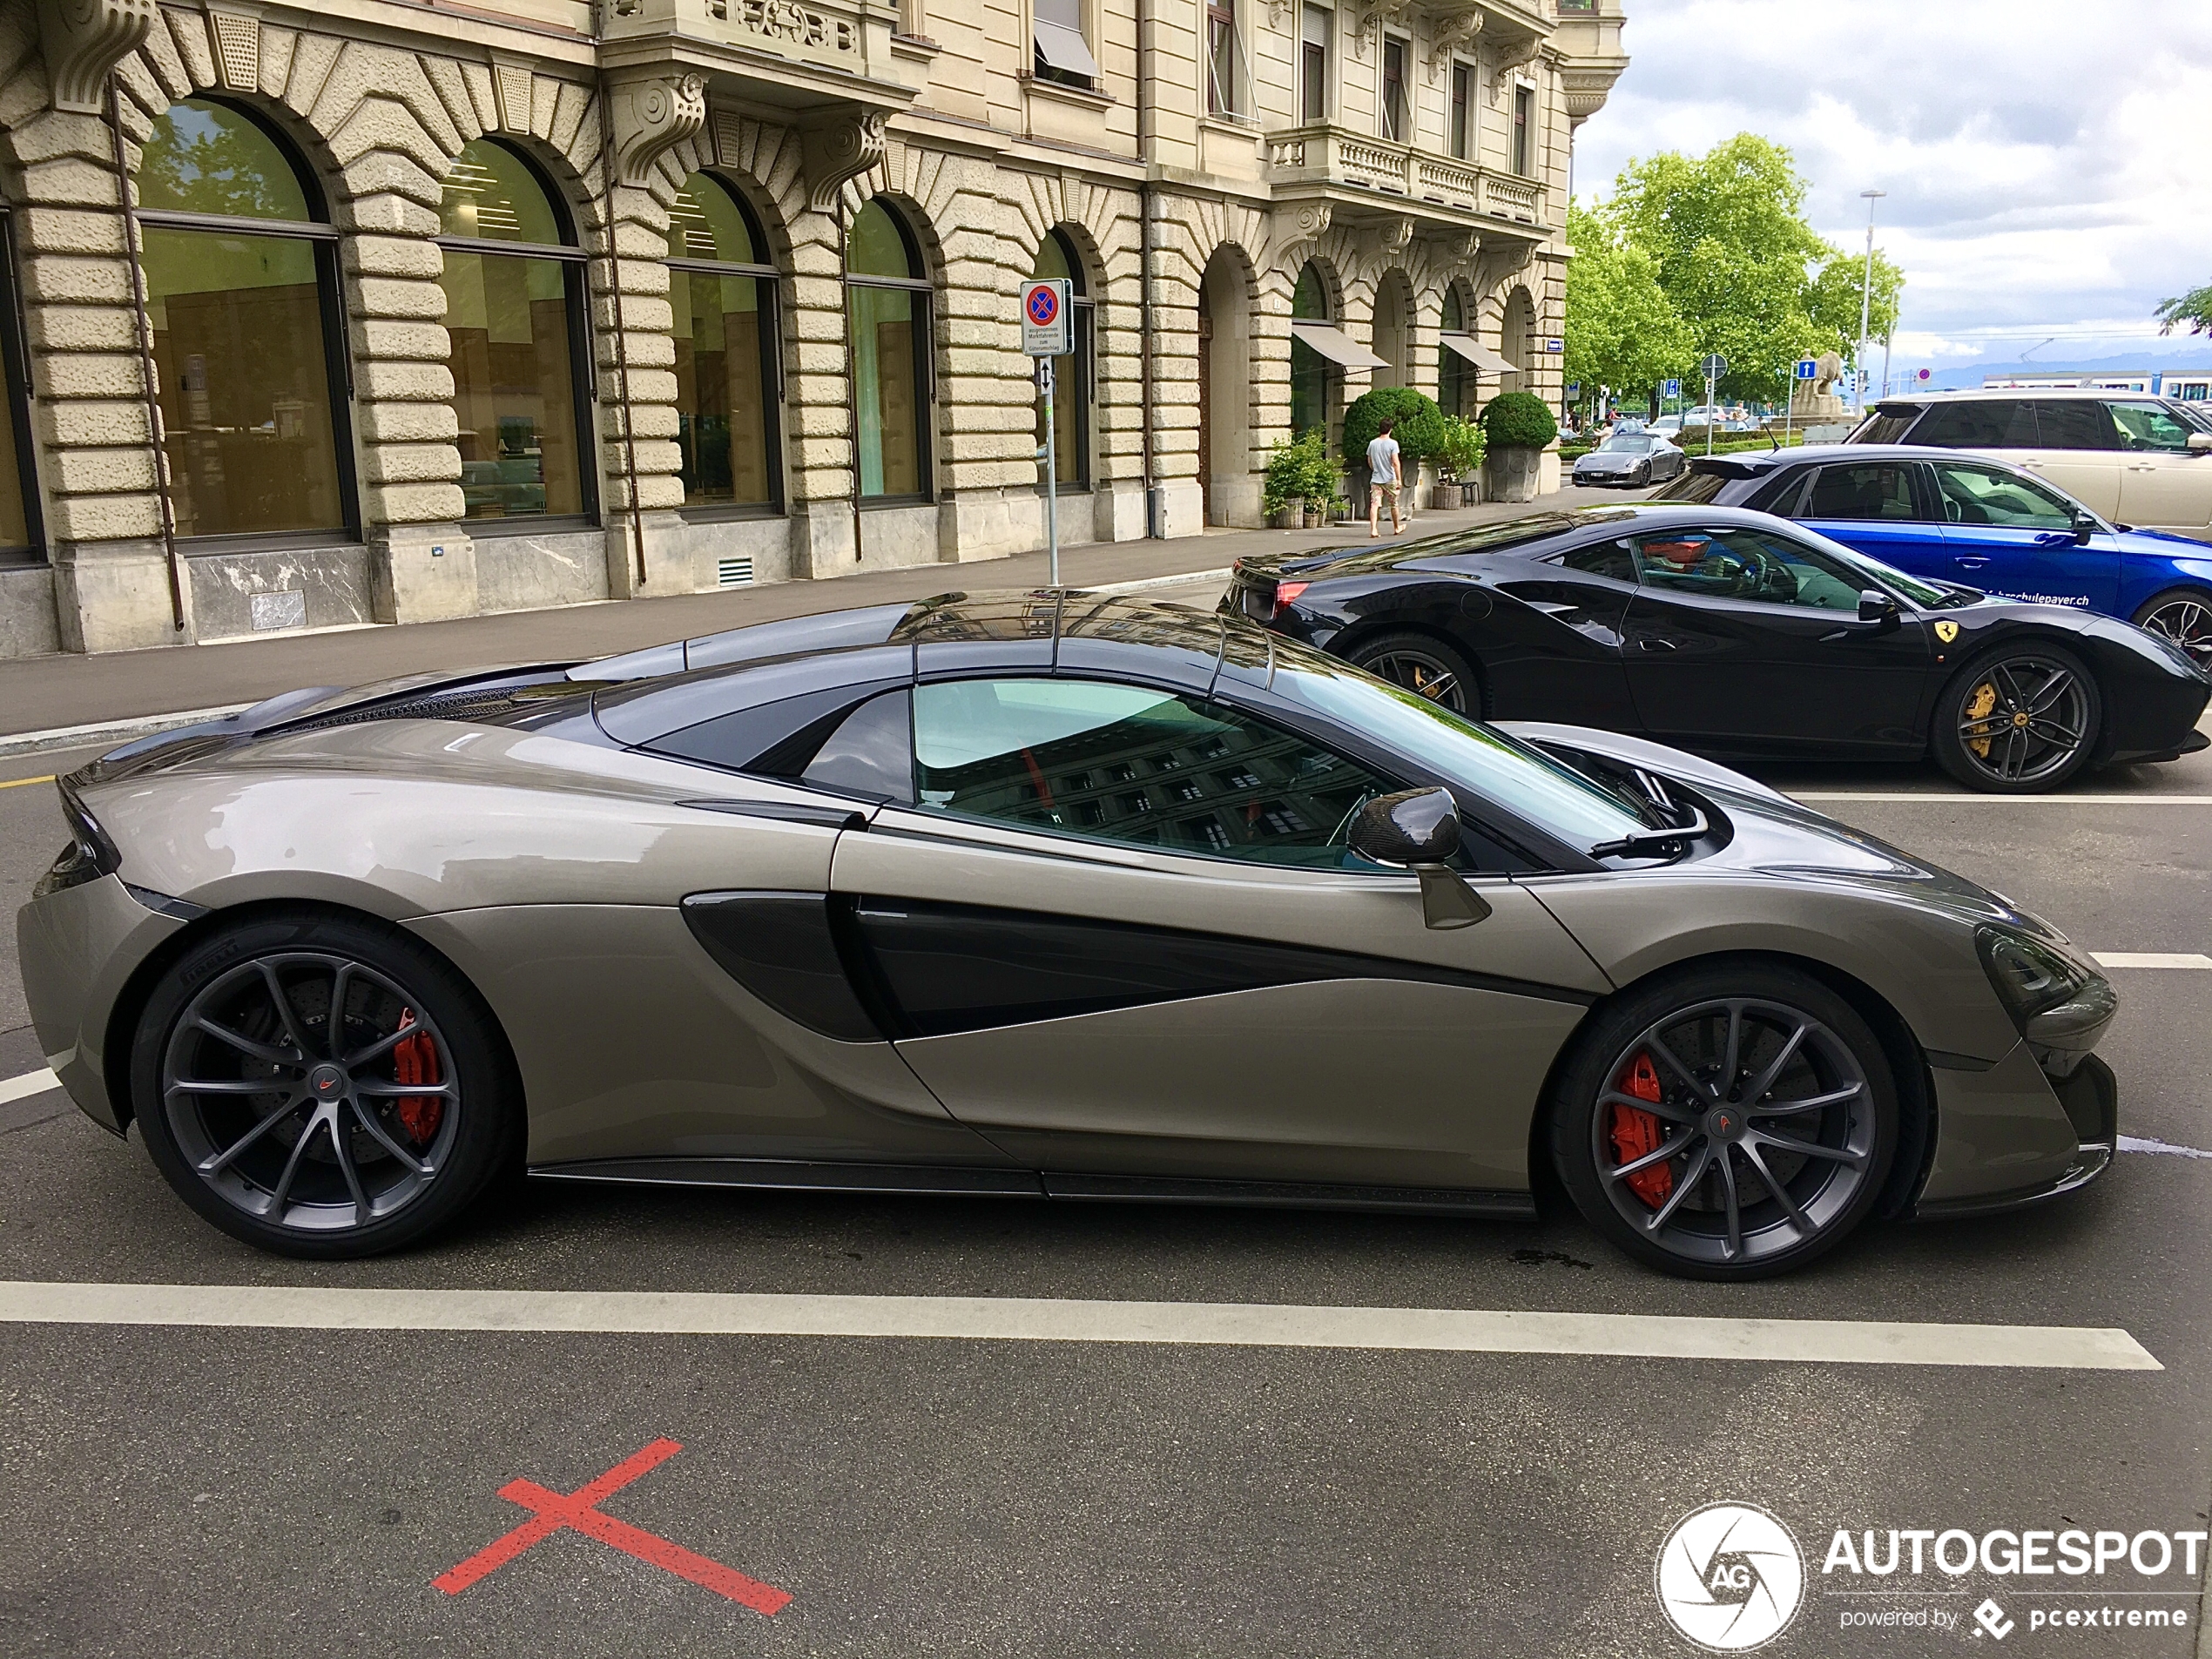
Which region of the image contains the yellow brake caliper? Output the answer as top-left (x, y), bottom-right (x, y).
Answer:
top-left (1965, 681), bottom-right (1998, 759)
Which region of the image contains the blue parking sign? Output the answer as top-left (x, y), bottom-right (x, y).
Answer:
top-left (1661, 378), bottom-right (1681, 398)
top-left (1795, 359), bottom-right (1819, 380)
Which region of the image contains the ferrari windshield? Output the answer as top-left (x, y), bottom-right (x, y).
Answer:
top-left (1268, 656), bottom-right (1654, 845)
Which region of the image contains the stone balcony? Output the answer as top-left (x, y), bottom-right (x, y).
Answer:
top-left (1264, 124), bottom-right (1549, 238)
top-left (599, 0), bottom-right (926, 113)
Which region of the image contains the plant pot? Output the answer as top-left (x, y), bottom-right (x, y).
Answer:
top-left (1268, 506), bottom-right (1300, 529)
top-left (1302, 507), bottom-right (1327, 529)
top-left (1481, 445), bottom-right (1543, 504)
top-left (1429, 483), bottom-right (1462, 511)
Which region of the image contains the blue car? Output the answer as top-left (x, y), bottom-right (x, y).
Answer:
top-left (1653, 443), bottom-right (2212, 670)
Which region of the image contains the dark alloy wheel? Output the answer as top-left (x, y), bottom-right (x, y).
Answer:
top-left (1349, 631), bottom-right (1481, 717)
top-left (132, 913), bottom-right (517, 1258)
top-left (2134, 586), bottom-right (2212, 672)
top-left (1552, 964), bottom-right (1898, 1279)
top-left (1930, 644), bottom-right (2101, 793)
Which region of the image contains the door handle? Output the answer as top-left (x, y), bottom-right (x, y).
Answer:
top-left (2128, 462), bottom-right (2158, 472)
top-left (1954, 556), bottom-right (1991, 570)
top-left (1636, 637), bottom-right (1677, 652)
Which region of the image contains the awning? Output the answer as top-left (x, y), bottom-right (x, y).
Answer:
top-left (1439, 332), bottom-right (1516, 374)
top-left (1291, 320), bottom-right (1391, 371)
top-left (1033, 19), bottom-right (1103, 81)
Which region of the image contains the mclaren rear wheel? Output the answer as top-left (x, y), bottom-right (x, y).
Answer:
top-left (1550, 962), bottom-right (1898, 1280)
top-left (1930, 644), bottom-right (2101, 792)
top-left (132, 912), bottom-right (518, 1258)
top-left (1348, 631), bottom-right (1482, 718)
top-left (2134, 586), bottom-right (2212, 672)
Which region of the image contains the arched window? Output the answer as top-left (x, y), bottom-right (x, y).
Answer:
top-left (846, 200), bottom-right (931, 501)
top-left (0, 208), bottom-right (42, 563)
top-left (1289, 261), bottom-right (1330, 437)
top-left (133, 98), bottom-right (352, 541)
top-left (437, 140), bottom-right (591, 523)
top-left (667, 174), bottom-right (780, 512)
top-left (1031, 230), bottom-right (1090, 491)
top-left (1439, 287), bottom-right (1467, 417)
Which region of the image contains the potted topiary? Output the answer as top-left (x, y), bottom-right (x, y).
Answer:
top-left (1264, 428), bottom-right (1328, 529)
top-left (1432, 414), bottom-right (1487, 509)
top-left (1477, 391), bottom-right (1559, 503)
top-left (1342, 387), bottom-right (1446, 514)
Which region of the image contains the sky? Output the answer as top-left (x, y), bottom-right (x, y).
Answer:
top-left (1569, 0), bottom-right (2212, 372)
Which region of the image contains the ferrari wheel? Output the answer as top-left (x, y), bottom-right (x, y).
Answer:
top-left (2134, 586), bottom-right (2212, 671)
top-left (132, 913), bottom-right (517, 1258)
top-left (1551, 963), bottom-right (1898, 1279)
top-left (1349, 631), bottom-right (1481, 717)
top-left (1931, 644), bottom-right (2100, 792)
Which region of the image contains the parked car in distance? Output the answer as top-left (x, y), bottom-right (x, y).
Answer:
top-left (1847, 388), bottom-right (2212, 542)
top-left (1680, 406), bottom-right (1723, 428)
top-left (1572, 432), bottom-right (1687, 489)
top-left (1648, 415), bottom-right (1684, 439)
top-left (1652, 444), bottom-right (2212, 671)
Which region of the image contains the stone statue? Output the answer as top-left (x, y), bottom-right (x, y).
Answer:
top-left (1791, 349), bottom-right (1849, 420)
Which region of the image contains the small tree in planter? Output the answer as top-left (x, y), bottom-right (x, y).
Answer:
top-left (1263, 428), bottom-right (1332, 529)
top-left (1433, 414), bottom-right (1487, 507)
top-left (1342, 387), bottom-right (1445, 509)
top-left (1477, 391), bottom-right (1559, 503)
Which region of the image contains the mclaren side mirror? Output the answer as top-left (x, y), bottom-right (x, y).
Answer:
top-left (1857, 590), bottom-right (1901, 624)
top-left (1349, 788), bottom-right (1493, 930)
top-left (2188, 432), bottom-right (2212, 455)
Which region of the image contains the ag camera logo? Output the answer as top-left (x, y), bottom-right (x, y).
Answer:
top-left (1656, 1502), bottom-right (1806, 1651)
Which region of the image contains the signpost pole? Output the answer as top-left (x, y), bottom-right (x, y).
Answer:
top-left (1040, 356), bottom-right (1060, 588)
top-left (1704, 368), bottom-right (1716, 457)
top-left (1784, 367), bottom-right (1795, 450)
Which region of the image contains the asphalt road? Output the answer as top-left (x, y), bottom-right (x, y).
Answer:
top-left (2, 661), bottom-right (2209, 1656)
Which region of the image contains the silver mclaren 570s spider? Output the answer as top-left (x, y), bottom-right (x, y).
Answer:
top-left (17, 591), bottom-right (2120, 1278)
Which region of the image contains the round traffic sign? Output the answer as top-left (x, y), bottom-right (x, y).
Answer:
top-left (1026, 286), bottom-right (1059, 327)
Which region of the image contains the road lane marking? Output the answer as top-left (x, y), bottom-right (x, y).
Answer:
top-left (435, 1438), bottom-right (791, 1615)
top-left (2120, 1136), bottom-right (2212, 1159)
top-left (0, 1281), bottom-right (2158, 1369)
top-left (0, 773), bottom-right (54, 790)
top-left (0, 1069), bottom-right (60, 1106)
top-left (2092, 953), bottom-right (2212, 969)
top-left (1791, 794), bottom-right (2212, 805)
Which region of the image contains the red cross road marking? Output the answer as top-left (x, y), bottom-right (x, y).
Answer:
top-left (433, 1438), bottom-right (791, 1615)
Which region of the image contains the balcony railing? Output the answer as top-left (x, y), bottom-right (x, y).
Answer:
top-left (1264, 124), bottom-right (1547, 226)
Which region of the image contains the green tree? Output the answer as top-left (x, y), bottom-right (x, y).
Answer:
top-left (2155, 284), bottom-right (2212, 335)
top-left (1592, 133), bottom-right (1902, 405)
top-left (1564, 203), bottom-right (1696, 410)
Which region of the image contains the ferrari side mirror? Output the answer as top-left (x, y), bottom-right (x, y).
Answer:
top-left (1350, 788), bottom-right (1493, 930)
top-left (1857, 590), bottom-right (1900, 624)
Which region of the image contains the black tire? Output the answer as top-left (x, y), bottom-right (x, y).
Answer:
top-left (131, 911), bottom-right (519, 1258)
top-left (1347, 631), bottom-right (1483, 717)
top-left (2131, 585), bottom-right (2212, 673)
top-left (1632, 463), bottom-right (1651, 487)
top-left (1929, 642), bottom-right (2101, 792)
top-left (1549, 960), bottom-right (1898, 1280)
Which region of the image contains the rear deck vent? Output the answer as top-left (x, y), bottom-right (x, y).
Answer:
top-left (717, 556), bottom-right (756, 589)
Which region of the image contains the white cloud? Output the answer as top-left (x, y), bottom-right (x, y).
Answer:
top-left (1571, 0), bottom-right (2212, 362)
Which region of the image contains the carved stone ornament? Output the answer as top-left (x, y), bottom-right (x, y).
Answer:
top-left (205, 2), bottom-right (260, 94)
top-left (1491, 31), bottom-right (1545, 86)
top-left (804, 107), bottom-right (887, 214)
top-left (1350, 0), bottom-right (1413, 53)
top-left (1561, 69), bottom-right (1617, 125)
top-left (35, 0), bottom-right (155, 115)
top-left (1272, 199), bottom-right (1331, 268)
top-left (1433, 226), bottom-right (1480, 262)
top-left (1426, 5), bottom-right (1481, 78)
top-left (1369, 214), bottom-right (1414, 259)
top-left (489, 51), bottom-right (535, 135)
top-left (612, 73), bottom-right (706, 187)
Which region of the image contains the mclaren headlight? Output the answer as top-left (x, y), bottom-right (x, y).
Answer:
top-left (1975, 923), bottom-right (2116, 1067)
top-left (31, 778), bottom-right (120, 899)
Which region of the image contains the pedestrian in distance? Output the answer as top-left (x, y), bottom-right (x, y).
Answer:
top-left (1366, 418), bottom-right (1406, 537)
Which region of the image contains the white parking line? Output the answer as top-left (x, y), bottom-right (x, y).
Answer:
top-left (0, 1068), bottom-right (59, 1107)
top-left (2120, 1136), bottom-right (2212, 1159)
top-left (2092, 953), bottom-right (2212, 969)
top-left (0, 1281), bottom-right (2159, 1369)
top-left (1793, 793), bottom-right (2212, 806)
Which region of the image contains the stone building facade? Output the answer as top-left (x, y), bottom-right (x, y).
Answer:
top-left (0, 0), bottom-right (1624, 658)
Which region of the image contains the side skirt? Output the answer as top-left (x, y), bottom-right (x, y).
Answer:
top-left (529, 1159), bottom-right (1535, 1217)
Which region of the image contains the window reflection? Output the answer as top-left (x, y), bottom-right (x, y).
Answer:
top-left (668, 174), bottom-right (778, 510)
top-left (848, 200), bottom-right (930, 500)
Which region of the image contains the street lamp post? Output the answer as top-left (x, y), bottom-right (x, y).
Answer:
top-left (1857, 188), bottom-right (1885, 412)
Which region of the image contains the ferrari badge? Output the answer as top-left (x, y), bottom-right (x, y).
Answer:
top-left (1933, 620), bottom-right (1959, 643)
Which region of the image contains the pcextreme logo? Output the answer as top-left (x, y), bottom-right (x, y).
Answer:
top-left (1656, 1501), bottom-right (1808, 1652)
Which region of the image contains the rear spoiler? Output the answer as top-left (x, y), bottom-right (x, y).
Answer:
top-left (1683, 455), bottom-right (1770, 480)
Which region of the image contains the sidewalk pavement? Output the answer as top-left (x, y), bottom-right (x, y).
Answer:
top-left (0, 489), bottom-right (1611, 745)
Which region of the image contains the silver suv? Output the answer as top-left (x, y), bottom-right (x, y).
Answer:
top-left (1849, 389), bottom-right (2212, 541)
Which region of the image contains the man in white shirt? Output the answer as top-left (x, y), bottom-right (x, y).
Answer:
top-left (1366, 420), bottom-right (1406, 537)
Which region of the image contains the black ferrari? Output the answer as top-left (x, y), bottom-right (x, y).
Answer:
top-left (1224, 504), bottom-right (2211, 792)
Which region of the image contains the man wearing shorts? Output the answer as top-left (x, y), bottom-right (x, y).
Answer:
top-left (1366, 419), bottom-right (1406, 536)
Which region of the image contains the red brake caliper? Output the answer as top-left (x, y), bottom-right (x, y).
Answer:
top-left (391, 1009), bottom-right (443, 1144)
top-left (1608, 1053), bottom-right (1675, 1209)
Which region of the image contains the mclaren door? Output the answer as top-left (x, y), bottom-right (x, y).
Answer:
top-left (831, 675), bottom-right (1608, 1196)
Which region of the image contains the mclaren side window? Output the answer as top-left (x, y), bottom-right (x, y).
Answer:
top-left (910, 677), bottom-right (1411, 869)
top-left (799, 691), bottom-right (914, 801)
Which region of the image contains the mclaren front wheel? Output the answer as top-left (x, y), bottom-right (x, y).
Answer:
top-left (1551, 962), bottom-right (1898, 1280)
top-left (132, 912), bottom-right (519, 1258)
